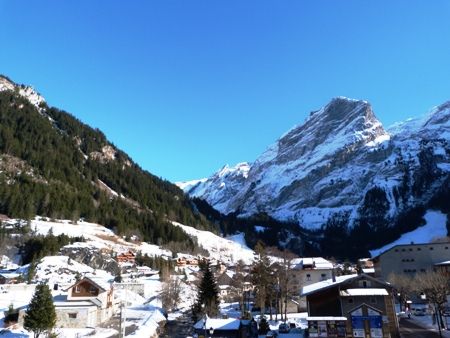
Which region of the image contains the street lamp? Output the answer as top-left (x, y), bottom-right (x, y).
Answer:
top-left (208, 327), bottom-right (214, 337)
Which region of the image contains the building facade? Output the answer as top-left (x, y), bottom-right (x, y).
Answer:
top-left (302, 274), bottom-right (399, 338)
top-left (372, 242), bottom-right (450, 281)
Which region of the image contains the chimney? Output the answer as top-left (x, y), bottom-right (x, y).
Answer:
top-left (331, 268), bottom-right (336, 283)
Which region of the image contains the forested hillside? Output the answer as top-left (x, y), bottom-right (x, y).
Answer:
top-left (0, 82), bottom-right (214, 246)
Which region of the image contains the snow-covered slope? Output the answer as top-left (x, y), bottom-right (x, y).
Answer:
top-left (0, 75), bottom-right (45, 109)
top-left (181, 97), bottom-right (450, 231)
top-left (172, 221), bottom-right (255, 264)
top-left (369, 210), bottom-right (448, 257)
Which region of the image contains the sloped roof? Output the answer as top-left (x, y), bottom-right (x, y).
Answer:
top-left (64, 276), bottom-right (110, 292)
top-left (340, 288), bottom-right (389, 296)
top-left (301, 273), bottom-right (393, 297)
top-left (301, 274), bottom-right (357, 296)
top-left (194, 316), bottom-right (241, 331)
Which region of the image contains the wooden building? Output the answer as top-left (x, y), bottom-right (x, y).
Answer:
top-left (302, 273), bottom-right (399, 338)
top-left (116, 250), bottom-right (136, 265)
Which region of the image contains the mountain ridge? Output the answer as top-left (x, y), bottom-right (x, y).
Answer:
top-left (0, 75), bottom-right (214, 248)
top-left (180, 97), bottom-right (450, 254)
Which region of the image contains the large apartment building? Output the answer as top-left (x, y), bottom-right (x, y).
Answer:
top-left (372, 241), bottom-right (450, 281)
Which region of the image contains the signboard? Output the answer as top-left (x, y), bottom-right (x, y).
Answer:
top-left (352, 329), bottom-right (365, 337)
top-left (336, 322), bottom-right (346, 338)
top-left (318, 321), bottom-right (327, 337)
top-left (327, 321), bottom-right (337, 338)
top-left (370, 328), bottom-right (383, 338)
top-left (309, 321), bottom-right (318, 338)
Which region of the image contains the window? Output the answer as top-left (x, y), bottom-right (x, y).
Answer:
top-left (69, 313), bottom-right (77, 319)
top-left (321, 273), bottom-right (327, 280)
top-left (445, 247), bottom-right (448, 250)
top-left (417, 248), bottom-right (421, 251)
top-left (74, 285), bottom-right (81, 293)
top-left (409, 248), bottom-right (413, 251)
top-left (306, 274), bottom-right (311, 281)
top-left (89, 286), bottom-right (97, 294)
top-left (370, 297), bottom-right (377, 304)
top-left (348, 298), bottom-right (354, 304)
top-left (359, 280), bottom-right (371, 288)
top-left (430, 247), bottom-right (434, 250)
top-left (395, 249), bottom-right (399, 252)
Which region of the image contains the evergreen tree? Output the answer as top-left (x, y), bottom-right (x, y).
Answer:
top-left (24, 283), bottom-right (56, 338)
top-left (193, 260), bottom-right (219, 319)
top-left (251, 241), bottom-right (273, 315)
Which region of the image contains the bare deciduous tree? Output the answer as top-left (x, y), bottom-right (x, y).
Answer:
top-left (413, 270), bottom-right (450, 327)
top-left (160, 276), bottom-right (183, 311)
top-left (387, 272), bottom-right (414, 311)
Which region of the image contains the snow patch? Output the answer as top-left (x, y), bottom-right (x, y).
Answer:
top-left (370, 210), bottom-right (448, 257)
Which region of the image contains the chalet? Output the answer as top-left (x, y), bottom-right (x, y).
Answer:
top-left (0, 272), bottom-right (21, 284)
top-left (116, 250), bottom-right (136, 265)
top-left (193, 316), bottom-right (242, 338)
top-left (292, 257), bottom-right (334, 311)
top-left (53, 276), bottom-right (115, 328)
top-left (358, 258), bottom-right (375, 276)
top-left (302, 273), bottom-right (399, 338)
top-left (176, 256), bottom-right (199, 267)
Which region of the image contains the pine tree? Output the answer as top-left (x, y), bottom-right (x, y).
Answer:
top-left (24, 283), bottom-right (56, 338)
top-left (193, 260), bottom-right (219, 319)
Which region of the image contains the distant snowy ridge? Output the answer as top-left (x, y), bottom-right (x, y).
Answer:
top-left (181, 97), bottom-right (450, 231)
top-left (0, 75), bottom-right (46, 109)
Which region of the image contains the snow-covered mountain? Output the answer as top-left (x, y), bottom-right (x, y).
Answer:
top-left (180, 97), bottom-right (450, 231)
top-left (0, 75), bottom-right (45, 108)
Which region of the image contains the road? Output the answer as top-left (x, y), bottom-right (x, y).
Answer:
top-left (399, 317), bottom-right (449, 338)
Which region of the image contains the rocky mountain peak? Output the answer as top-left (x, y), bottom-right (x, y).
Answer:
top-left (261, 97), bottom-right (387, 166)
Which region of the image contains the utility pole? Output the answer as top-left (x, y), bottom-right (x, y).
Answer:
top-left (119, 302), bottom-right (123, 338)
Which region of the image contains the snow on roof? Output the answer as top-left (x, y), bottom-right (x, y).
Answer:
top-left (340, 288), bottom-right (388, 297)
top-left (435, 260), bottom-right (450, 266)
top-left (292, 257), bottom-right (334, 270)
top-left (0, 272), bottom-right (21, 278)
top-left (301, 274), bottom-right (357, 296)
top-left (194, 317), bottom-right (241, 331)
top-left (306, 316), bottom-right (347, 321)
top-left (362, 268), bottom-right (375, 274)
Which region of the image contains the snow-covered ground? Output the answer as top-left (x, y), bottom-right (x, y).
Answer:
top-left (370, 210), bottom-right (448, 257)
top-left (173, 222), bottom-right (255, 264)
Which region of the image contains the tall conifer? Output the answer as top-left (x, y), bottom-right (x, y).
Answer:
top-left (24, 283), bottom-right (56, 338)
top-left (193, 260), bottom-right (219, 319)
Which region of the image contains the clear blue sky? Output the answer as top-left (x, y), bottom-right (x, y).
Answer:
top-left (1, 1), bottom-right (450, 182)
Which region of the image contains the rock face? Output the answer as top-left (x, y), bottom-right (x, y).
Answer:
top-left (181, 97), bottom-right (450, 230)
top-left (60, 245), bottom-right (120, 275)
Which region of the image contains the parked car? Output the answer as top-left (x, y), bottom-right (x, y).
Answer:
top-left (278, 323), bottom-right (290, 333)
top-left (413, 308), bottom-right (426, 316)
top-left (443, 306), bottom-right (450, 316)
top-left (266, 330), bottom-right (278, 338)
top-left (289, 322), bottom-right (297, 329)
